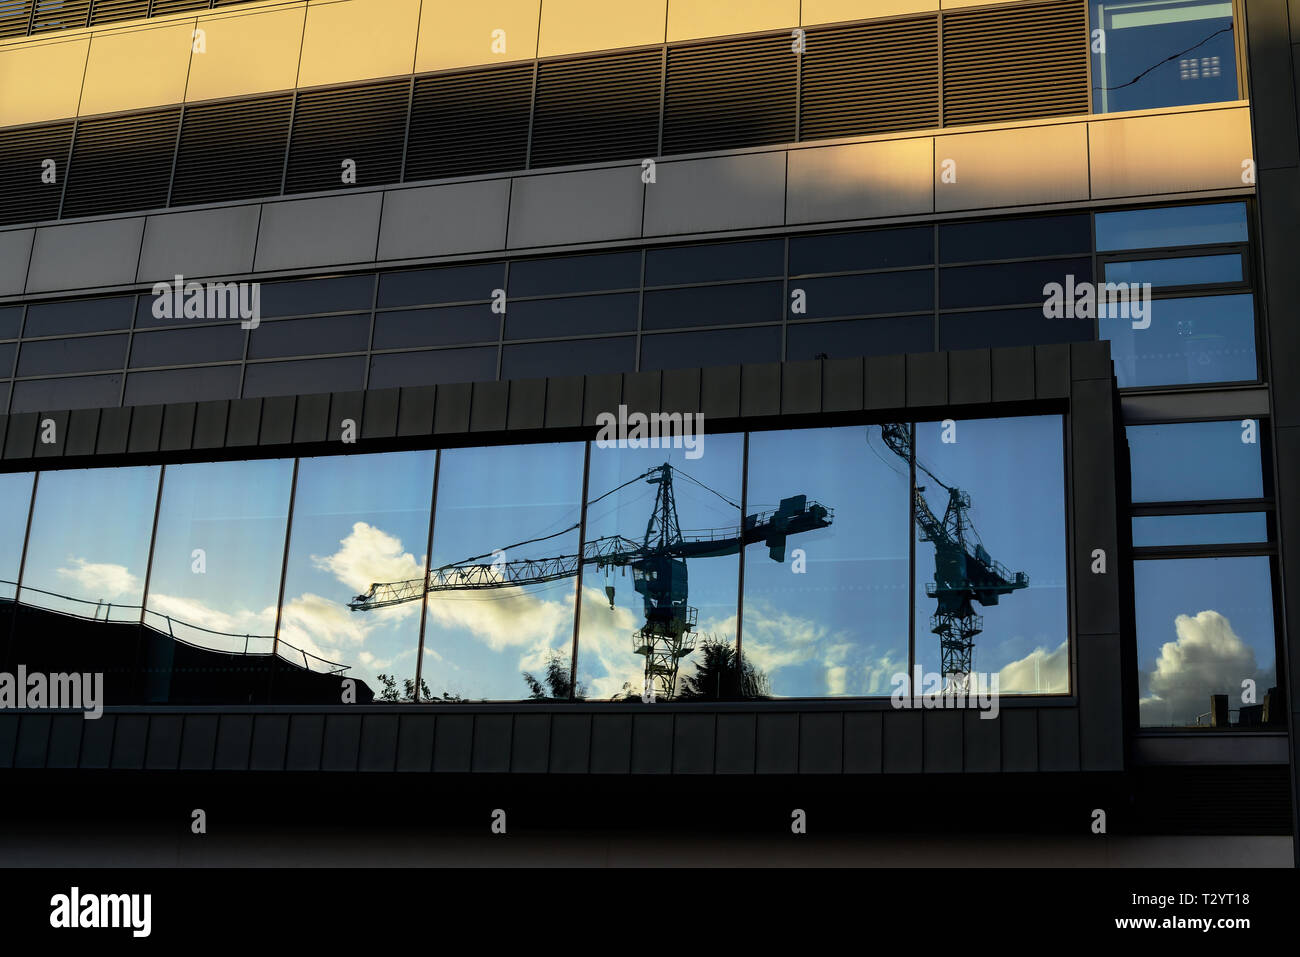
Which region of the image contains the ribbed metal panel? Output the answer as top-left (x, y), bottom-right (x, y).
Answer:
top-left (62, 108), bottom-right (180, 218)
top-left (0, 0), bottom-right (34, 39)
top-left (149, 0), bottom-right (214, 14)
top-left (405, 64), bottom-right (533, 181)
top-left (664, 34), bottom-right (796, 154)
top-left (801, 16), bottom-right (939, 139)
top-left (30, 0), bottom-right (89, 32)
top-left (285, 79), bottom-right (409, 195)
top-left (88, 0), bottom-right (149, 25)
top-left (531, 50), bottom-right (661, 167)
top-left (0, 121), bottom-right (73, 227)
top-left (942, 0), bottom-right (1089, 127)
top-left (171, 94), bottom-right (292, 206)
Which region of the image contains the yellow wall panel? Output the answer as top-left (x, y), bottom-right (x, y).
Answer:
top-left (415, 0), bottom-right (540, 73)
top-left (1089, 107), bottom-right (1253, 199)
top-left (0, 37), bottom-right (89, 127)
top-left (935, 122), bottom-right (1089, 211)
top-left (81, 22), bottom-right (195, 117)
top-left (298, 0), bottom-right (421, 88)
top-left (186, 7), bottom-right (305, 102)
top-left (801, 0), bottom-right (937, 25)
top-left (668, 0), bottom-right (798, 41)
top-left (538, 0), bottom-right (666, 58)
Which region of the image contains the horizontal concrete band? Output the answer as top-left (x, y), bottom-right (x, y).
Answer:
top-left (0, 105), bottom-right (1255, 300)
top-left (0, 0), bottom-right (1052, 129)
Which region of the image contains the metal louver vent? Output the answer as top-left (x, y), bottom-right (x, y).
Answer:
top-left (406, 64), bottom-right (533, 181)
top-left (0, 0), bottom-right (34, 39)
top-left (171, 93), bottom-right (292, 206)
top-left (88, 0), bottom-right (149, 25)
top-left (30, 0), bottom-right (89, 32)
top-left (62, 108), bottom-right (180, 218)
top-left (285, 79), bottom-right (410, 194)
top-left (664, 34), bottom-right (796, 155)
top-left (0, 121), bottom-right (72, 227)
top-left (942, 0), bottom-right (1089, 127)
top-left (801, 16), bottom-right (939, 140)
top-left (150, 0), bottom-right (214, 14)
top-left (531, 50), bottom-right (661, 167)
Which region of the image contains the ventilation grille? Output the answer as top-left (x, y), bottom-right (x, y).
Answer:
top-left (664, 34), bottom-right (796, 154)
top-left (531, 50), bottom-right (661, 167)
top-left (30, 0), bottom-right (90, 32)
top-left (150, 0), bottom-right (214, 14)
top-left (942, 0), bottom-right (1089, 127)
top-left (0, 122), bottom-right (72, 226)
top-left (171, 94), bottom-right (292, 206)
top-left (88, 0), bottom-right (148, 25)
top-left (285, 79), bottom-right (409, 194)
top-left (406, 64), bottom-right (533, 181)
top-left (0, 0), bottom-right (34, 39)
top-left (802, 17), bottom-right (939, 140)
top-left (62, 108), bottom-right (179, 218)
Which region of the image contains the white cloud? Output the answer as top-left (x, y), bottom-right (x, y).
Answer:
top-left (997, 640), bottom-right (1069, 694)
top-left (1139, 610), bottom-right (1262, 727)
top-left (55, 558), bottom-right (139, 601)
top-left (312, 522), bottom-right (424, 623)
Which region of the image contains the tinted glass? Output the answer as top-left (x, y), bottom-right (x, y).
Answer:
top-left (743, 426), bottom-right (909, 697)
top-left (378, 263), bottom-right (504, 308)
top-left (640, 327), bottom-right (781, 370)
top-left (1132, 512), bottom-right (1269, 546)
top-left (425, 442), bottom-right (584, 701)
top-left (241, 356), bottom-right (366, 397)
top-left (246, 314), bottom-right (371, 359)
top-left (130, 325), bottom-right (245, 367)
top-left (911, 416), bottom-right (1069, 692)
top-left (372, 305), bottom-right (499, 349)
top-left (1104, 254), bottom-right (1242, 287)
top-left (939, 307), bottom-right (1091, 350)
top-left (124, 366), bottom-right (242, 406)
top-left (789, 227), bottom-right (933, 275)
top-left (1103, 293), bottom-right (1256, 387)
top-left (1127, 421), bottom-right (1264, 502)
top-left (578, 434), bottom-right (744, 700)
top-left (1134, 556), bottom-right (1275, 727)
top-left (0, 472), bottom-right (34, 600)
top-left (642, 282), bottom-right (784, 330)
top-left (645, 239), bottom-right (784, 285)
top-left (0, 343), bottom-right (13, 377)
top-left (795, 271), bottom-right (933, 318)
top-left (0, 306), bottom-right (22, 339)
top-left (18, 335), bottom-right (128, 377)
top-left (278, 451), bottom-right (436, 701)
top-left (11, 374), bottom-right (122, 413)
top-left (24, 296), bottom-right (134, 336)
top-left (787, 317), bottom-right (934, 359)
top-left (504, 293), bottom-right (639, 339)
top-left (1095, 203), bottom-right (1247, 251)
top-left (1092, 0), bottom-right (1237, 113)
top-left (369, 347), bottom-right (498, 388)
top-left (939, 215), bottom-right (1091, 264)
top-left (508, 251), bottom-right (641, 297)
top-left (259, 275), bottom-right (374, 318)
top-left (501, 337), bottom-right (634, 378)
top-left (941, 259), bottom-right (1092, 309)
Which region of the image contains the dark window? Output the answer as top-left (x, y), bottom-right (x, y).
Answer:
top-left (786, 317), bottom-right (934, 359)
top-left (368, 347), bottom-right (498, 388)
top-left (241, 356), bottom-right (366, 397)
top-left (25, 296), bottom-right (134, 336)
top-left (939, 307), bottom-right (1092, 350)
top-left (645, 239), bottom-right (784, 286)
top-left (124, 366), bottom-right (242, 406)
top-left (372, 305), bottom-right (499, 349)
top-left (1128, 421), bottom-right (1265, 502)
top-left (790, 227), bottom-right (933, 275)
top-left (246, 314), bottom-right (371, 359)
top-left (1132, 512), bottom-right (1269, 547)
top-left (501, 338), bottom-right (635, 378)
top-left (642, 282), bottom-right (784, 330)
top-left (0, 343), bottom-right (13, 377)
top-left (1103, 293), bottom-right (1256, 388)
top-left (640, 326), bottom-right (781, 370)
top-left (257, 275), bottom-right (375, 319)
top-left (0, 306), bottom-right (22, 339)
top-left (505, 293), bottom-right (639, 340)
top-left (129, 325), bottom-right (245, 368)
top-left (10, 373), bottom-right (122, 413)
top-left (378, 263), bottom-right (504, 308)
top-left (508, 252), bottom-right (641, 298)
top-left (795, 271), bottom-right (933, 319)
top-left (1104, 254), bottom-right (1243, 288)
top-left (939, 215), bottom-right (1091, 264)
top-left (1095, 203), bottom-right (1248, 251)
top-left (18, 334), bottom-right (128, 376)
top-left (940, 259), bottom-right (1093, 309)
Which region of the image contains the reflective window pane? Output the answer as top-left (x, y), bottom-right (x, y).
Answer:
top-left (501, 337), bottom-right (634, 378)
top-left (373, 305), bottom-right (499, 349)
top-left (379, 263), bottom-right (503, 308)
top-left (789, 226), bottom-right (933, 275)
top-left (18, 334), bottom-right (129, 376)
top-left (1092, 1), bottom-right (1238, 113)
top-left (26, 296), bottom-right (134, 336)
top-left (1134, 557), bottom-right (1276, 728)
top-left (910, 416), bottom-right (1069, 692)
top-left (246, 314), bottom-right (371, 359)
top-left (1095, 202), bottom-right (1247, 251)
top-left (939, 215), bottom-right (1090, 264)
top-left (787, 316), bottom-right (934, 359)
top-left (1103, 254), bottom-right (1242, 288)
top-left (259, 275), bottom-right (375, 318)
top-left (241, 356), bottom-right (366, 397)
top-left (641, 327), bottom-right (781, 370)
top-left (941, 259), bottom-right (1092, 309)
top-left (504, 293), bottom-right (639, 339)
top-left (646, 239), bottom-right (784, 285)
top-left (938, 307), bottom-right (1091, 350)
top-left (1102, 293), bottom-right (1256, 387)
top-left (0, 472), bottom-right (34, 601)
top-left (743, 427), bottom-right (909, 697)
top-left (0, 306), bottom-right (22, 339)
top-left (11, 374), bottom-right (122, 413)
top-left (369, 347), bottom-right (498, 388)
top-left (1132, 512), bottom-right (1269, 546)
top-left (124, 366), bottom-right (241, 406)
top-left (642, 282), bottom-right (784, 330)
top-left (508, 251), bottom-right (641, 297)
top-left (278, 451), bottom-right (436, 702)
top-left (578, 434), bottom-right (744, 700)
top-left (796, 271), bottom-right (933, 318)
top-left (425, 442), bottom-right (584, 701)
top-left (1127, 421), bottom-right (1264, 502)
top-left (129, 325), bottom-right (245, 367)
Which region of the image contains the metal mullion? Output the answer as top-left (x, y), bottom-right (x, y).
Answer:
top-left (734, 430), bottom-right (749, 688)
top-left (1132, 543), bottom-right (1275, 560)
top-left (269, 457), bottom-right (300, 661)
top-left (137, 463), bottom-right (167, 627)
top-left (412, 449), bottom-right (441, 702)
top-left (568, 441), bottom-right (592, 699)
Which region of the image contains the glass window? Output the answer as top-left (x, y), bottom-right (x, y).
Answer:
top-left (1103, 254), bottom-right (1243, 288)
top-left (1134, 557), bottom-right (1276, 728)
top-left (11, 374), bottom-right (122, 413)
top-left (1127, 420), bottom-right (1264, 501)
top-left (129, 326), bottom-right (245, 368)
top-left (1095, 203), bottom-right (1247, 251)
top-left (1092, 1), bottom-right (1238, 113)
top-left (373, 305), bottom-right (499, 349)
top-left (278, 451), bottom-right (436, 702)
top-left (0, 306), bottom-right (22, 340)
top-left (0, 472), bottom-right (34, 601)
top-left (941, 259), bottom-right (1093, 309)
top-left (938, 307), bottom-right (1092, 351)
top-left (795, 271), bottom-right (933, 318)
top-left (501, 338), bottom-right (634, 379)
top-left (1132, 512), bottom-right (1268, 546)
top-left (258, 275), bottom-right (375, 318)
top-left (642, 282), bottom-right (784, 330)
top-left (508, 252), bottom-right (641, 298)
top-left (939, 215), bottom-right (1091, 264)
top-left (0, 343), bottom-right (14, 378)
top-left (1103, 293), bottom-right (1256, 387)
top-left (910, 416), bottom-right (1069, 693)
top-left (25, 296), bottom-right (134, 336)
top-left (743, 427), bottom-right (909, 697)
top-left (787, 317), bottom-right (934, 359)
top-left (789, 226), bottom-right (933, 275)
top-left (641, 327), bottom-right (782, 370)
top-left (124, 366), bottom-right (241, 406)
top-left (425, 442), bottom-right (584, 701)
top-left (504, 293), bottom-right (639, 340)
top-left (369, 347), bottom-right (498, 388)
top-left (141, 459), bottom-right (292, 703)
top-left (246, 314), bottom-right (371, 359)
top-left (241, 356), bottom-right (366, 397)
top-left (646, 239), bottom-right (784, 285)
top-left (578, 434), bottom-right (744, 700)
top-left (378, 263), bottom-right (504, 309)
top-left (19, 465), bottom-right (160, 622)
top-left (18, 334), bottom-right (129, 377)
